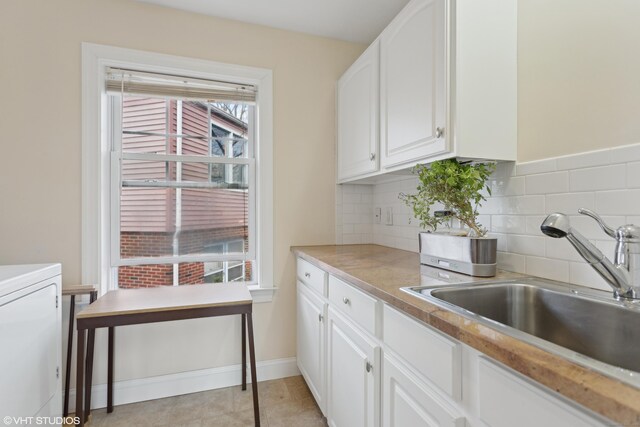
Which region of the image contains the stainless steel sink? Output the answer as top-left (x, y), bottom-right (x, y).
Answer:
top-left (402, 278), bottom-right (640, 385)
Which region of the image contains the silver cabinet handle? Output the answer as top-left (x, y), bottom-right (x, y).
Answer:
top-left (343, 297), bottom-right (350, 305)
top-left (366, 361), bottom-right (373, 373)
top-left (369, 153), bottom-right (376, 161)
top-left (435, 127), bottom-right (444, 138)
top-left (305, 272), bottom-right (311, 278)
top-left (318, 313), bottom-right (324, 322)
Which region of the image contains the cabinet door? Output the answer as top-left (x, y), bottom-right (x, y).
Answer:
top-left (383, 354), bottom-right (464, 427)
top-left (297, 282), bottom-right (327, 413)
top-left (337, 41), bottom-right (379, 181)
top-left (380, 0), bottom-right (447, 168)
top-left (477, 357), bottom-right (609, 427)
top-left (327, 307), bottom-right (379, 427)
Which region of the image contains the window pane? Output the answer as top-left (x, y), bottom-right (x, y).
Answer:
top-left (117, 262), bottom-right (253, 288)
top-left (122, 159), bottom-right (249, 189)
top-left (122, 96), bottom-right (169, 134)
top-left (228, 264), bottom-right (244, 281)
top-left (120, 187), bottom-right (249, 259)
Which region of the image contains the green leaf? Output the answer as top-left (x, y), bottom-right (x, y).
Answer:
top-left (398, 159), bottom-right (496, 237)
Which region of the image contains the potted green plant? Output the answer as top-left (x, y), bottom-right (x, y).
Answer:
top-left (400, 159), bottom-right (497, 277)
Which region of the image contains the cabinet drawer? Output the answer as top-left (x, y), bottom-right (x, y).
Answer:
top-left (328, 275), bottom-right (378, 336)
top-left (297, 258), bottom-right (327, 296)
top-left (383, 304), bottom-right (461, 400)
top-left (477, 357), bottom-right (608, 427)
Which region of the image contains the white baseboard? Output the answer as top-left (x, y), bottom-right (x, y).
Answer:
top-left (66, 357), bottom-right (299, 412)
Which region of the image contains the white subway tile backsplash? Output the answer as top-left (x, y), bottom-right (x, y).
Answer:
top-left (569, 165), bottom-right (626, 192)
top-left (626, 162), bottom-right (640, 188)
top-left (354, 224), bottom-right (372, 234)
top-left (556, 149), bottom-right (611, 171)
top-left (491, 176), bottom-right (525, 196)
top-left (525, 215), bottom-right (547, 236)
top-left (569, 262), bottom-right (610, 292)
top-left (516, 158), bottom-right (557, 176)
top-left (609, 143), bottom-right (640, 164)
top-left (525, 171), bottom-right (569, 195)
top-left (336, 142), bottom-right (640, 292)
top-left (342, 203), bottom-right (355, 214)
top-left (496, 252), bottom-right (526, 274)
top-left (342, 213), bottom-right (361, 224)
top-left (595, 240), bottom-right (617, 257)
top-left (480, 195), bottom-right (545, 215)
top-left (506, 234), bottom-right (545, 257)
top-left (491, 215), bottom-right (526, 234)
top-left (546, 192), bottom-right (594, 214)
top-left (494, 161), bottom-right (516, 178)
top-left (526, 256), bottom-right (569, 282)
top-left (342, 234), bottom-right (364, 244)
top-left (342, 193), bottom-right (361, 204)
top-left (342, 224), bottom-right (355, 234)
top-left (595, 189), bottom-right (640, 215)
top-left (545, 238), bottom-right (586, 262)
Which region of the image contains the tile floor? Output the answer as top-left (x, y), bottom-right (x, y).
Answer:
top-left (83, 376), bottom-right (326, 427)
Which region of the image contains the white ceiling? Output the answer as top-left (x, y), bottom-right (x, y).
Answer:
top-left (136, 0), bottom-right (410, 44)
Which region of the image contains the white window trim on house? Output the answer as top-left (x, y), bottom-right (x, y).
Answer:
top-left (81, 43), bottom-right (275, 302)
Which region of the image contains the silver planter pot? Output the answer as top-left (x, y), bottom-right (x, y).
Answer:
top-left (419, 232), bottom-right (498, 277)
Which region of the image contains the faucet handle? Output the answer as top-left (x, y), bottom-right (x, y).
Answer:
top-left (578, 208), bottom-right (616, 238)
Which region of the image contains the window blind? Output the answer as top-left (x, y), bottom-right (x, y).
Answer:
top-left (105, 67), bottom-right (257, 103)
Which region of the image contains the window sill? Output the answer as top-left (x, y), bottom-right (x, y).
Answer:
top-left (248, 285), bottom-right (276, 303)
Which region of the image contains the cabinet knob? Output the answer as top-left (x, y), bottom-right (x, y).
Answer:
top-left (435, 127), bottom-right (444, 138)
top-left (369, 153), bottom-right (376, 161)
top-left (305, 272), bottom-right (311, 278)
top-left (365, 361), bottom-right (373, 373)
top-left (343, 297), bottom-right (350, 305)
top-left (318, 313), bottom-right (324, 322)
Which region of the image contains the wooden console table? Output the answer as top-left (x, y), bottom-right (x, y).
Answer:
top-left (75, 284), bottom-right (259, 427)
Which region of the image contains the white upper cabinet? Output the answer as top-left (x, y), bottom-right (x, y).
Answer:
top-left (337, 41), bottom-right (379, 181)
top-left (337, 0), bottom-right (517, 183)
top-left (380, 0), bottom-right (447, 169)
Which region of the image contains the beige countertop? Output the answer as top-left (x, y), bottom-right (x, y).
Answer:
top-left (292, 244), bottom-right (640, 426)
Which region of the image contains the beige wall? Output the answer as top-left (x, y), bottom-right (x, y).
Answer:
top-left (0, 0), bottom-right (364, 384)
top-left (518, 0), bottom-right (640, 162)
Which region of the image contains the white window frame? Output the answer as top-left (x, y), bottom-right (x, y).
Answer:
top-left (82, 43), bottom-right (275, 302)
top-left (203, 239), bottom-right (247, 283)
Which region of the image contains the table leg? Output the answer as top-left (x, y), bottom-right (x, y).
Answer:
top-left (242, 313), bottom-right (247, 391)
top-left (108, 326), bottom-right (115, 413)
top-left (76, 328), bottom-right (85, 427)
top-left (247, 312), bottom-right (260, 427)
top-left (84, 328), bottom-right (95, 422)
top-left (63, 295), bottom-right (75, 417)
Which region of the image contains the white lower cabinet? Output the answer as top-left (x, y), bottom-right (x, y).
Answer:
top-left (327, 307), bottom-right (380, 427)
top-left (295, 257), bottom-right (614, 427)
top-left (296, 281), bottom-right (327, 413)
top-left (476, 356), bottom-right (608, 427)
top-left (383, 353), bottom-right (464, 427)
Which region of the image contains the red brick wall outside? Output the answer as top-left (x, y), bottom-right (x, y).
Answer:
top-left (118, 226), bottom-right (250, 288)
top-left (179, 262), bottom-right (205, 285)
top-left (119, 264), bottom-right (173, 288)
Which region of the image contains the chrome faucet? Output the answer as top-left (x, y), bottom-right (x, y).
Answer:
top-left (541, 208), bottom-right (640, 300)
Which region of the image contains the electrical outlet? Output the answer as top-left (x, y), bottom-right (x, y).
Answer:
top-left (374, 207), bottom-right (381, 224)
top-left (385, 207), bottom-right (393, 225)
